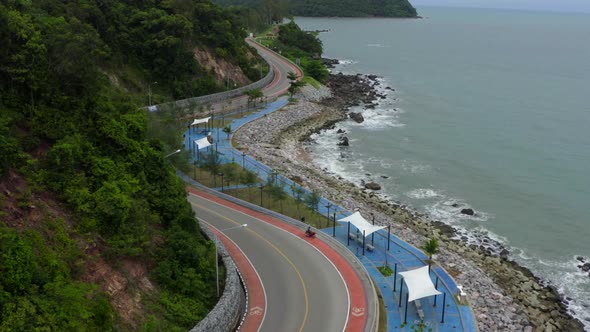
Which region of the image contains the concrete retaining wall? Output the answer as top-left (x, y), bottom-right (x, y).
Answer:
top-left (156, 66), bottom-right (275, 111)
top-left (190, 224), bottom-right (246, 332)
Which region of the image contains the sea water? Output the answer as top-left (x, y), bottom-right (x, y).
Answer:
top-left (296, 7), bottom-right (590, 327)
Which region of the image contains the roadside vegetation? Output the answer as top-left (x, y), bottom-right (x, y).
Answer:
top-left (0, 0), bottom-right (267, 329)
top-left (257, 21), bottom-right (329, 84)
top-left (188, 159), bottom-right (328, 228)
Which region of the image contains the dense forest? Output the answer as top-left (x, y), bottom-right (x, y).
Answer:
top-left (0, 0), bottom-right (262, 330)
top-left (214, 0), bottom-right (417, 19)
top-left (289, 0), bottom-right (417, 17)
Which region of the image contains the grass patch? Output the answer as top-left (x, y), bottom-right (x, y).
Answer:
top-left (377, 265), bottom-right (394, 277)
top-left (224, 187), bottom-right (327, 228)
top-left (189, 163), bottom-right (328, 228)
top-left (302, 76), bottom-right (321, 89)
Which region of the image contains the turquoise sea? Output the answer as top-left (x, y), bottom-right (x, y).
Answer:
top-left (296, 7), bottom-right (590, 327)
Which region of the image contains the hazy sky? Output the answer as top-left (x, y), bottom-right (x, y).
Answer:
top-left (411, 0), bottom-right (590, 13)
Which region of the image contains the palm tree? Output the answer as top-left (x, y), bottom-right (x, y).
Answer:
top-left (222, 124), bottom-right (232, 140)
top-left (287, 71), bottom-right (298, 82)
top-left (422, 238), bottom-right (440, 272)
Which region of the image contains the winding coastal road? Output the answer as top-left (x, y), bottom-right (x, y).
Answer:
top-left (188, 189), bottom-right (372, 332)
top-left (185, 38), bottom-right (376, 331)
top-left (206, 38), bottom-right (302, 114)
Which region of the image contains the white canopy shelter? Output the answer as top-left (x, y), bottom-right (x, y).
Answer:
top-left (191, 117), bottom-right (211, 126)
top-left (337, 211), bottom-right (386, 237)
top-left (194, 137), bottom-right (212, 150)
top-left (398, 266), bottom-right (442, 302)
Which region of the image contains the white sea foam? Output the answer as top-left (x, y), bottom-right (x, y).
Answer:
top-left (406, 188), bottom-right (442, 199)
top-left (338, 59), bottom-right (358, 65)
top-left (502, 252), bottom-right (590, 329)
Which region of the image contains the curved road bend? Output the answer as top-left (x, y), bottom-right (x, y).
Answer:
top-left (208, 38), bottom-right (302, 114)
top-left (188, 190), bottom-right (370, 332)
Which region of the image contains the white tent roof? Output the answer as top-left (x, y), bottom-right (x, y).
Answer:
top-left (194, 137), bottom-right (212, 150)
top-left (399, 266), bottom-right (442, 302)
top-left (191, 117), bottom-right (211, 126)
top-left (337, 211), bottom-right (386, 237)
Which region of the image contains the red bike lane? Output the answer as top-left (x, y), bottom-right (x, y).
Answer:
top-left (189, 187), bottom-right (369, 332)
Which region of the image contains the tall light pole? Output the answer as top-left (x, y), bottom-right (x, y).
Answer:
top-left (148, 81), bottom-right (157, 106)
top-left (219, 173), bottom-right (225, 192)
top-left (164, 149), bottom-right (181, 158)
top-left (214, 224), bottom-right (248, 298)
top-left (325, 203), bottom-right (332, 228)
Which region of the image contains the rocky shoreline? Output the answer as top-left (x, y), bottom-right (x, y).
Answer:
top-left (233, 71), bottom-right (586, 332)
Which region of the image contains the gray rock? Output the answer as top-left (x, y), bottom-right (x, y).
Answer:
top-left (364, 182), bottom-right (381, 190)
top-left (349, 112), bottom-right (364, 123)
top-left (461, 208), bottom-right (475, 216)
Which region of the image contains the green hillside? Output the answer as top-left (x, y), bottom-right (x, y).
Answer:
top-left (290, 0), bottom-right (417, 17)
top-left (0, 0), bottom-right (260, 330)
top-left (214, 0), bottom-right (418, 18)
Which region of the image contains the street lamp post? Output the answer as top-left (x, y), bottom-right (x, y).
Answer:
top-left (214, 224), bottom-right (248, 298)
top-left (325, 203), bottom-right (332, 228)
top-left (164, 149), bottom-right (181, 158)
top-left (219, 173), bottom-right (224, 192)
top-left (332, 212), bottom-right (336, 237)
top-left (242, 152), bottom-right (246, 168)
top-left (148, 81), bottom-right (157, 106)
top-left (259, 185), bottom-right (264, 207)
top-left (370, 212), bottom-right (375, 246)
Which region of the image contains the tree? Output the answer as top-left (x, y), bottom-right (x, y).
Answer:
top-left (199, 148), bottom-right (222, 177)
top-left (222, 124), bottom-right (232, 139)
top-left (245, 88), bottom-right (264, 109)
top-left (304, 60), bottom-right (329, 83)
top-left (268, 179), bottom-right (287, 213)
top-left (304, 190), bottom-right (321, 223)
top-left (291, 183), bottom-right (305, 212)
top-left (287, 71), bottom-right (298, 82)
top-left (241, 170), bottom-right (259, 200)
top-left (422, 238), bottom-right (440, 272)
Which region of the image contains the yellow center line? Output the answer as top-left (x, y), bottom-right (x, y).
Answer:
top-left (193, 202), bottom-right (310, 332)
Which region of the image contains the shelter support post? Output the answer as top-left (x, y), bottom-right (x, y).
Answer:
top-left (393, 263), bottom-right (397, 292)
top-left (441, 292), bottom-right (447, 323)
top-left (399, 278), bottom-right (404, 307)
top-left (433, 276), bottom-right (439, 307)
top-left (362, 230), bottom-right (366, 256)
top-left (347, 222), bottom-right (351, 246)
top-left (404, 294), bottom-right (409, 325)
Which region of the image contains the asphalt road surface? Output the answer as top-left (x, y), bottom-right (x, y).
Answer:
top-left (188, 193), bottom-right (351, 332)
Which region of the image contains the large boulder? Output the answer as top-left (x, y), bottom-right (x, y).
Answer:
top-left (349, 112), bottom-right (364, 123)
top-left (461, 208), bottom-right (475, 216)
top-left (364, 182), bottom-right (381, 190)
